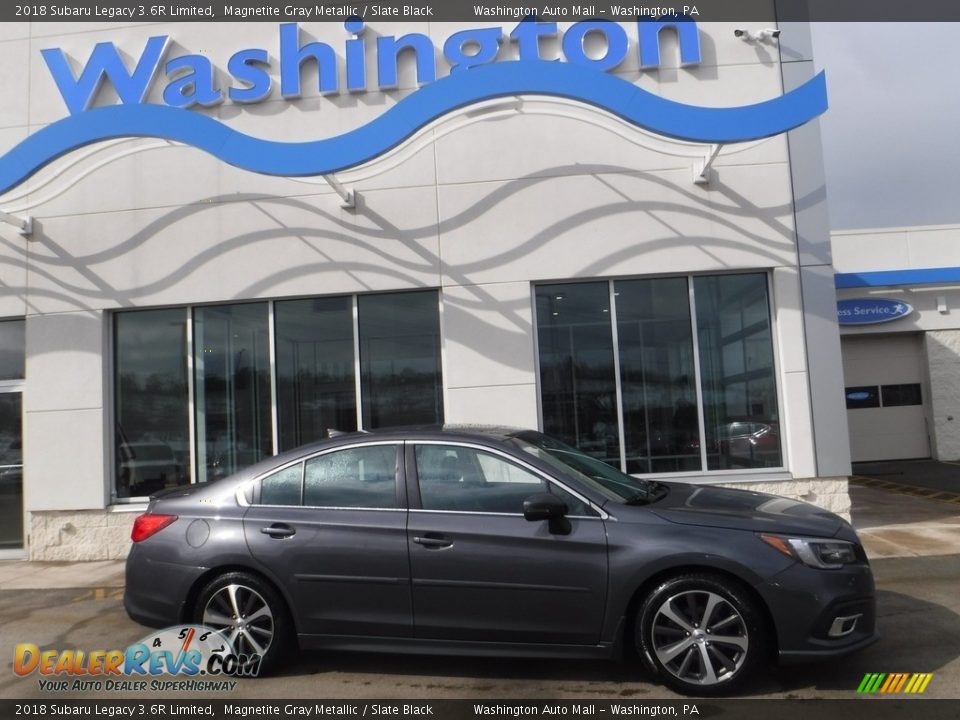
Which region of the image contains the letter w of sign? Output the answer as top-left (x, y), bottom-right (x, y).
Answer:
top-left (41, 36), bottom-right (169, 114)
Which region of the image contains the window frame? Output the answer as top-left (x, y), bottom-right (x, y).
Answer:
top-left (404, 440), bottom-right (606, 520)
top-left (110, 289), bottom-right (443, 505)
top-left (532, 271), bottom-right (788, 483)
top-left (244, 440), bottom-right (406, 512)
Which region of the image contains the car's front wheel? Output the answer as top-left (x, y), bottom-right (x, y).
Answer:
top-left (635, 573), bottom-right (767, 695)
top-left (193, 571), bottom-right (292, 675)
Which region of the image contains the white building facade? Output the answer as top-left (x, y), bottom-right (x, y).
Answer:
top-left (834, 224), bottom-right (960, 464)
top-left (0, 14), bottom-right (853, 560)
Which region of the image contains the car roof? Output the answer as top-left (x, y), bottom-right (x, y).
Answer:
top-left (324, 424), bottom-right (528, 443)
top-left (201, 425), bottom-right (537, 491)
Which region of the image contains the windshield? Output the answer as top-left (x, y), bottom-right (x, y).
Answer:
top-left (510, 431), bottom-right (661, 504)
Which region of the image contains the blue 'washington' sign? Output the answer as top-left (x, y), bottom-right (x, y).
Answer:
top-left (0, 19), bottom-right (829, 194)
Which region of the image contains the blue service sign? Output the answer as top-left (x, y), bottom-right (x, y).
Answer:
top-left (837, 298), bottom-right (913, 326)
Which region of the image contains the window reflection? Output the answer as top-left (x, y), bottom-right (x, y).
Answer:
top-left (194, 303), bottom-right (272, 483)
top-left (615, 278), bottom-right (701, 473)
top-left (694, 274), bottom-right (782, 469)
top-left (358, 291), bottom-right (443, 429)
top-left (535, 274), bottom-right (782, 475)
top-left (0, 393), bottom-right (23, 549)
top-left (275, 297), bottom-right (357, 450)
top-left (535, 283), bottom-right (621, 467)
top-left (114, 309), bottom-right (189, 498)
top-left (0, 320), bottom-right (25, 381)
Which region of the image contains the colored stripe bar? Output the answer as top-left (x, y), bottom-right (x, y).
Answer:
top-left (835, 267), bottom-right (960, 289)
top-left (893, 674), bottom-right (909, 693)
top-left (857, 672), bottom-right (933, 694)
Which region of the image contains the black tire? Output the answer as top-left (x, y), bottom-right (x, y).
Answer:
top-left (193, 571), bottom-right (293, 676)
top-left (635, 573), bottom-right (767, 696)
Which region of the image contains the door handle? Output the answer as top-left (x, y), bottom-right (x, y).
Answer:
top-left (413, 535), bottom-right (453, 549)
top-left (260, 523), bottom-right (296, 539)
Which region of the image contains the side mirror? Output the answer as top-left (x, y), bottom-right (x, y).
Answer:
top-left (523, 493), bottom-right (568, 522)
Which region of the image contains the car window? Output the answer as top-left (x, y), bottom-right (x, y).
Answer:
top-left (304, 445), bottom-right (398, 508)
top-left (415, 444), bottom-right (594, 516)
top-left (260, 462), bottom-right (303, 506)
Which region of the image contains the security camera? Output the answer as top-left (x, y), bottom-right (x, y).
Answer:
top-left (735, 28), bottom-right (782, 42)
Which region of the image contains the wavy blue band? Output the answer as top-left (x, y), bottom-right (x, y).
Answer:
top-left (0, 61), bottom-right (828, 195)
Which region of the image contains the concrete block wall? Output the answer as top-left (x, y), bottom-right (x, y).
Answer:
top-left (29, 510), bottom-right (137, 561)
top-left (925, 330), bottom-right (960, 461)
top-left (722, 477), bottom-right (851, 519)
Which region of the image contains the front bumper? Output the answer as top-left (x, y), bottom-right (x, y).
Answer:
top-left (757, 559), bottom-right (879, 663)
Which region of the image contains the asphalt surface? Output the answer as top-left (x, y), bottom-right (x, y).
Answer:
top-left (853, 459), bottom-right (960, 496)
top-left (1, 553), bottom-right (958, 702)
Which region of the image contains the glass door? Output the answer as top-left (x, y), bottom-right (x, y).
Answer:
top-left (0, 392), bottom-right (23, 549)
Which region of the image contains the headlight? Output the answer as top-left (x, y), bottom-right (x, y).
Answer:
top-left (759, 533), bottom-right (860, 569)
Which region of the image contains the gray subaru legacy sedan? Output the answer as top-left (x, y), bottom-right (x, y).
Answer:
top-left (124, 426), bottom-right (878, 695)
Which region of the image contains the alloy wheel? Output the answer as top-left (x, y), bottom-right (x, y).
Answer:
top-left (650, 589), bottom-right (749, 686)
top-left (202, 583), bottom-right (275, 657)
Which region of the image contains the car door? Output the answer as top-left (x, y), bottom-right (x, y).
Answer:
top-left (243, 442), bottom-right (412, 637)
top-left (406, 441), bottom-right (608, 645)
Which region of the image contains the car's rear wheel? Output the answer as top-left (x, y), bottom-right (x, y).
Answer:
top-left (194, 571), bottom-right (292, 675)
top-left (635, 573), bottom-right (766, 696)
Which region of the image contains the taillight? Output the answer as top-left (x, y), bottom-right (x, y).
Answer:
top-left (131, 513), bottom-right (177, 543)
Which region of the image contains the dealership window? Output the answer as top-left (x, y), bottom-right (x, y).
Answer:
top-left (694, 274), bottom-right (782, 470)
top-left (113, 291), bottom-right (442, 500)
top-left (194, 303), bottom-right (272, 484)
top-left (0, 319), bottom-right (24, 550)
top-left (616, 278), bottom-right (700, 473)
top-left (535, 273), bottom-right (782, 476)
top-left (114, 310), bottom-right (190, 499)
top-left (359, 291), bottom-right (444, 429)
top-left (275, 297), bottom-right (356, 451)
top-left (536, 283), bottom-right (620, 467)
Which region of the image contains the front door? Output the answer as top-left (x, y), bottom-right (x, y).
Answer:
top-left (0, 393), bottom-right (23, 550)
top-left (243, 442), bottom-right (412, 637)
top-left (406, 442), bottom-right (608, 645)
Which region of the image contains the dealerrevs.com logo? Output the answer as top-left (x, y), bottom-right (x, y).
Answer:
top-left (14, 625), bottom-right (259, 692)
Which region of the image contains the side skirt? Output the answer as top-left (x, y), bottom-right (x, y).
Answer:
top-left (298, 634), bottom-right (616, 660)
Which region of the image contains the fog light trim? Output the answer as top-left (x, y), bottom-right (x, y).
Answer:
top-left (828, 613), bottom-right (862, 638)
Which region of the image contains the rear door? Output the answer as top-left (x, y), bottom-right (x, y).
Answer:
top-left (243, 442), bottom-right (412, 637)
top-left (406, 441), bottom-right (608, 645)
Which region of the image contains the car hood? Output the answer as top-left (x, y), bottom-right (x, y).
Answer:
top-left (647, 482), bottom-right (846, 537)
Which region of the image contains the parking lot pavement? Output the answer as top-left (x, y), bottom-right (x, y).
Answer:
top-left (0, 551), bottom-right (958, 701)
top-left (850, 482), bottom-right (960, 559)
top-left (853, 459), bottom-right (960, 496)
top-left (0, 559), bottom-right (124, 590)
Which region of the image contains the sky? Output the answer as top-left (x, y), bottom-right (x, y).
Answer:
top-left (810, 23), bottom-right (960, 231)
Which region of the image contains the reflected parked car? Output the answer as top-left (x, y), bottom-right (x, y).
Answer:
top-left (125, 426), bottom-right (876, 695)
top-left (118, 441), bottom-right (181, 497)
